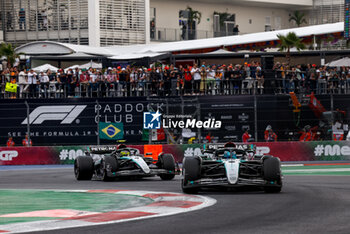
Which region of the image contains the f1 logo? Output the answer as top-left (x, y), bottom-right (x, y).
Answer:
top-left (22, 105), bottom-right (87, 125)
top-left (0, 151), bottom-right (18, 161)
top-left (143, 111), bottom-right (161, 129)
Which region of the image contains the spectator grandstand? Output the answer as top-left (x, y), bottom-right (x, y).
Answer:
top-left (1, 62), bottom-right (350, 99)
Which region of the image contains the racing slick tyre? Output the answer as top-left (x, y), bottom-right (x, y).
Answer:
top-left (158, 154), bottom-right (176, 180)
top-left (74, 156), bottom-right (94, 180)
top-left (263, 157), bottom-right (282, 193)
top-left (182, 157), bottom-right (201, 194)
top-left (102, 155), bottom-right (118, 182)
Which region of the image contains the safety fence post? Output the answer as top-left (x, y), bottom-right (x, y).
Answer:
top-left (24, 101), bottom-right (31, 147)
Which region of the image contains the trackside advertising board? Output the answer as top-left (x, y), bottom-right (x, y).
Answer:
top-left (1, 141), bottom-right (350, 165)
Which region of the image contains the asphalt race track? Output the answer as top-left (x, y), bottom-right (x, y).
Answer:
top-left (1, 166), bottom-right (350, 234)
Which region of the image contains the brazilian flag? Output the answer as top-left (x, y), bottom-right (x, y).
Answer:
top-left (99, 122), bottom-right (124, 140)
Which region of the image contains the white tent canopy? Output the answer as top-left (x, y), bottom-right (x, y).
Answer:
top-left (79, 61), bottom-right (102, 69)
top-left (64, 64), bottom-right (80, 72)
top-left (325, 57), bottom-right (350, 67)
top-left (32, 63), bottom-right (58, 72)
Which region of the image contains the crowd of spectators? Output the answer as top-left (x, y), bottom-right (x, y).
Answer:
top-left (1, 61), bottom-right (350, 99)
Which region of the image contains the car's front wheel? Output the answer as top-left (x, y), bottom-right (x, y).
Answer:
top-left (74, 156), bottom-right (94, 180)
top-left (263, 157), bottom-right (282, 193)
top-left (182, 157), bottom-right (201, 194)
top-left (158, 153), bottom-right (176, 180)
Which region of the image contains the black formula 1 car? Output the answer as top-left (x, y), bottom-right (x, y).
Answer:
top-left (74, 144), bottom-right (178, 181)
top-left (182, 142), bottom-right (282, 194)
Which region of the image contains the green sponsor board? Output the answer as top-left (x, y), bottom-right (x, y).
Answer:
top-left (56, 146), bottom-right (88, 164)
top-left (309, 141), bottom-right (350, 161)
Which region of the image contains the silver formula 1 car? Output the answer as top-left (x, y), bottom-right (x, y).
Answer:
top-left (74, 144), bottom-right (178, 181)
top-left (182, 142), bottom-right (282, 194)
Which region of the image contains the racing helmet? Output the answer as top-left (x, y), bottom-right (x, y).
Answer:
top-left (224, 142), bottom-right (236, 148)
top-left (117, 144), bottom-right (127, 149)
top-left (224, 151), bottom-right (231, 158)
top-left (119, 150), bottom-right (130, 156)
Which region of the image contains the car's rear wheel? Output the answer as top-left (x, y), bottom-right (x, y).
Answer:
top-left (263, 157), bottom-right (282, 193)
top-left (158, 154), bottom-right (176, 180)
top-left (182, 157), bottom-right (201, 194)
top-left (102, 155), bottom-right (118, 181)
top-left (74, 156), bottom-right (94, 180)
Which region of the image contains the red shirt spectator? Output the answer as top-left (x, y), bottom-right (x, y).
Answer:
top-left (22, 135), bottom-right (32, 146)
top-left (79, 72), bottom-right (90, 83)
top-left (7, 137), bottom-right (15, 147)
top-left (205, 132), bottom-right (212, 143)
top-left (242, 131), bottom-right (250, 143)
top-left (264, 129), bottom-right (277, 142)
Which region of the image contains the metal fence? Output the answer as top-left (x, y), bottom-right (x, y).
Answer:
top-left (2, 78), bottom-right (350, 99)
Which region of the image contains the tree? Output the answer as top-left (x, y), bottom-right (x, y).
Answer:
top-left (186, 6), bottom-right (201, 40)
top-left (289, 11), bottom-right (307, 27)
top-left (277, 32), bottom-right (306, 66)
top-left (0, 43), bottom-right (22, 68)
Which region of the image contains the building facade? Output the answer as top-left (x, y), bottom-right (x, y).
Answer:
top-left (2, 0), bottom-right (148, 47)
top-left (0, 0), bottom-right (346, 46)
top-left (150, 0), bottom-right (313, 41)
top-left (311, 0), bottom-right (345, 25)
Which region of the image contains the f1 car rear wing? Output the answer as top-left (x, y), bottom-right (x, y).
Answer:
top-left (88, 146), bottom-right (117, 154)
top-left (205, 143), bottom-right (256, 151)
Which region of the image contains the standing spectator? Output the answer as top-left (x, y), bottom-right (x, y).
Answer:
top-left (205, 132), bottom-right (212, 143)
top-left (183, 65), bottom-right (192, 95)
top-left (18, 69), bottom-right (28, 98)
top-left (169, 65), bottom-right (177, 95)
top-left (207, 65), bottom-right (215, 95)
top-left (242, 129), bottom-right (251, 143)
top-left (163, 66), bottom-right (171, 96)
top-left (233, 25), bottom-right (239, 35)
top-left (27, 69), bottom-right (38, 98)
top-left (264, 125), bottom-right (277, 142)
top-left (225, 65), bottom-right (234, 94)
top-left (57, 69), bottom-right (67, 95)
top-left (150, 20), bottom-right (155, 39)
top-left (215, 67), bottom-right (223, 95)
top-left (309, 64), bottom-right (317, 93)
top-left (118, 68), bottom-right (127, 96)
top-left (256, 66), bottom-right (265, 94)
top-left (89, 69), bottom-right (99, 97)
top-left (7, 137), bottom-right (15, 147)
top-left (316, 67), bottom-right (326, 94)
top-left (177, 65), bottom-right (184, 94)
top-left (150, 67), bottom-right (160, 95)
top-left (129, 67), bottom-right (138, 95)
top-left (200, 65), bottom-right (207, 95)
top-left (106, 68), bottom-right (115, 96)
top-left (233, 65), bottom-right (242, 94)
top-left (158, 67), bottom-right (165, 94)
top-left (66, 68), bottom-right (76, 97)
top-left (191, 64), bottom-right (201, 95)
top-left (79, 69), bottom-right (90, 97)
top-left (38, 70), bottom-right (49, 98)
top-left (22, 134), bottom-right (32, 146)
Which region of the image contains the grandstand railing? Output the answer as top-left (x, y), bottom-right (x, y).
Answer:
top-left (1, 78), bottom-right (350, 99)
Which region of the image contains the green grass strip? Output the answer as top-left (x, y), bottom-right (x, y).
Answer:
top-left (0, 190), bottom-right (153, 225)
